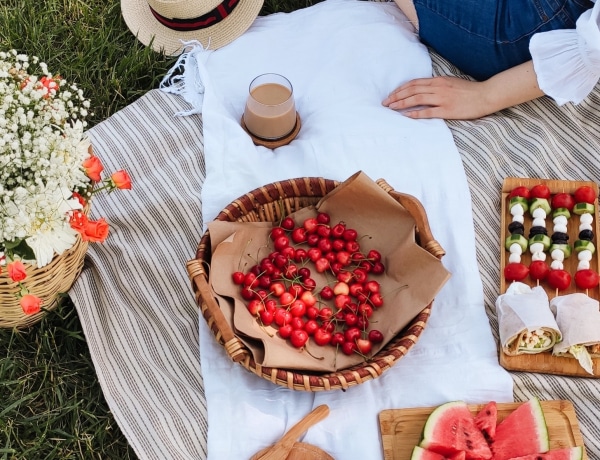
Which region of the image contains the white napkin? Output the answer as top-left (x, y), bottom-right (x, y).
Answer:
top-left (551, 293), bottom-right (600, 374)
top-left (162, 1), bottom-right (514, 458)
top-left (495, 282), bottom-right (561, 355)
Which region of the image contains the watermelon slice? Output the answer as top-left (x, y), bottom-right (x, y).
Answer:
top-left (508, 446), bottom-right (584, 460)
top-left (474, 401), bottom-right (497, 443)
top-left (492, 398), bottom-right (550, 460)
top-left (411, 446), bottom-right (466, 460)
top-left (419, 401), bottom-right (493, 460)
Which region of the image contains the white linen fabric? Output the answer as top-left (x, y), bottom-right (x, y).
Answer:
top-left (161, 1), bottom-right (513, 458)
top-left (530, 0), bottom-right (600, 105)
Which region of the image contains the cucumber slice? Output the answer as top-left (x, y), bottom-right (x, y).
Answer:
top-left (530, 197), bottom-right (551, 215)
top-left (549, 243), bottom-right (572, 259)
top-left (574, 239), bottom-right (596, 254)
top-left (552, 207), bottom-right (571, 219)
top-left (509, 196), bottom-right (529, 213)
top-left (529, 234), bottom-right (551, 251)
top-left (573, 202), bottom-right (595, 215)
top-left (505, 234), bottom-right (528, 252)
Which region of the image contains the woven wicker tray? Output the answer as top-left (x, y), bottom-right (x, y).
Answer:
top-left (499, 177), bottom-right (600, 377)
top-left (186, 177), bottom-right (445, 391)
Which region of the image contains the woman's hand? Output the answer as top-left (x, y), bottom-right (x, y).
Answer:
top-left (383, 61), bottom-right (545, 120)
top-left (382, 76), bottom-right (494, 120)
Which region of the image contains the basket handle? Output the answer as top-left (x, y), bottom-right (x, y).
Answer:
top-left (186, 259), bottom-right (248, 362)
top-left (376, 179), bottom-right (445, 260)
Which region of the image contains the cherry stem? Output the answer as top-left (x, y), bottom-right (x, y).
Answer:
top-left (303, 347), bottom-right (325, 360)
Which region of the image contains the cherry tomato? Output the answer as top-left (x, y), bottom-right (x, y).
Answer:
top-left (574, 269), bottom-right (600, 290)
top-left (529, 261), bottom-right (550, 281)
top-left (504, 263), bottom-right (529, 282)
top-left (574, 185), bottom-right (597, 204)
top-left (509, 186), bottom-right (530, 199)
top-left (547, 269), bottom-right (572, 291)
top-left (530, 184), bottom-right (551, 200)
top-left (551, 192), bottom-right (575, 211)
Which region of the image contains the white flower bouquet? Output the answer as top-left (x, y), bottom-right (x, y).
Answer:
top-left (0, 50), bottom-right (131, 322)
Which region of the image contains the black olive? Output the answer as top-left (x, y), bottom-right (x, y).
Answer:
top-left (579, 229), bottom-right (594, 241)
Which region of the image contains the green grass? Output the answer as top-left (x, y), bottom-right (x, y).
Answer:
top-left (0, 0), bottom-right (319, 458)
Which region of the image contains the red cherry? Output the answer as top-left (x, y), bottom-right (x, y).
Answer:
top-left (355, 337), bottom-right (372, 355)
top-left (306, 234), bottom-right (320, 247)
top-left (319, 286), bottom-right (334, 300)
top-left (291, 227), bottom-right (307, 244)
top-left (316, 212), bottom-right (331, 224)
top-left (259, 310), bottom-right (274, 326)
top-left (331, 223), bottom-right (346, 239)
top-left (247, 299), bottom-right (264, 316)
top-left (317, 225), bottom-right (331, 238)
top-left (369, 292), bottom-right (384, 308)
top-left (367, 250), bottom-right (382, 263)
top-left (342, 229), bottom-right (358, 241)
top-left (281, 217), bottom-right (295, 230)
top-left (274, 235), bottom-right (290, 252)
top-left (314, 257), bottom-right (330, 273)
top-left (231, 271), bottom-right (245, 285)
top-left (304, 319), bottom-right (319, 336)
top-left (317, 238), bottom-right (332, 253)
top-left (330, 332), bottom-right (345, 347)
top-left (371, 262), bottom-right (385, 275)
top-left (289, 299), bottom-right (307, 317)
top-left (364, 280), bottom-right (380, 294)
top-left (368, 329), bottom-right (384, 343)
top-left (314, 328), bottom-right (332, 346)
top-left (341, 340), bottom-right (357, 355)
top-left (270, 227), bottom-right (286, 241)
top-left (303, 218), bottom-right (319, 233)
top-left (344, 327), bottom-right (361, 343)
top-left (278, 324), bottom-right (293, 339)
top-left (274, 308), bottom-right (292, 327)
top-left (358, 303), bottom-right (374, 318)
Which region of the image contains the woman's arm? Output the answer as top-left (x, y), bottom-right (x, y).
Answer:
top-left (382, 60), bottom-right (545, 120)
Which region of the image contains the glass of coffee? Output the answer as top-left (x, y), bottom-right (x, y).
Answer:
top-left (243, 73), bottom-right (297, 141)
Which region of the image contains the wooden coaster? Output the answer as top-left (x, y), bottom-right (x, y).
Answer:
top-left (241, 113), bottom-right (301, 149)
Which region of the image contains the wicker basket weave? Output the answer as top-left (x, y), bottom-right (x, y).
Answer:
top-left (186, 177), bottom-right (445, 391)
top-left (0, 209), bottom-right (90, 329)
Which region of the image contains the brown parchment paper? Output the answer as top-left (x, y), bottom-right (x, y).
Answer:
top-left (208, 171), bottom-right (451, 371)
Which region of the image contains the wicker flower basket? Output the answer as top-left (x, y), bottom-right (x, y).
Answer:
top-left (186, 177), bottom-right (445, 391)
top-left (0, 211), bottom-right (90, 329)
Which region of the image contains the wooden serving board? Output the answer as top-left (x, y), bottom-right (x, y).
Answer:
top-left (379, 400), bottom-right (587, 460)
top-left (500, 177), bottom-right (600, 377)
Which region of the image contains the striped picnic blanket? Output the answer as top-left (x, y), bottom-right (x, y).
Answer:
top-left (70, 51), bottom-right (600, 459)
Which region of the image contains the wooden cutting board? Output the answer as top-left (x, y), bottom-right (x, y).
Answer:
top-left (379, 400), bottom-right (587, 460)
top-left (500, 177), bottom-right (600, 378)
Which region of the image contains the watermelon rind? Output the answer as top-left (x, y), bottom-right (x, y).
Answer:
top-left (420, 401), bottom-right (492, 460)
top-left (492, 398), bottom-right (550, 460)
top-left (507, 446), bottom-right (584, 460)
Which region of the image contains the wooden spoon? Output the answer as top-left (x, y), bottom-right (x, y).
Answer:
top-left (252, 405), bottom-right (330, 460)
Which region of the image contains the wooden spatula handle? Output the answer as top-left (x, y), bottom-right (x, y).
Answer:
top-left (256, 405), bottom-right (330, 460)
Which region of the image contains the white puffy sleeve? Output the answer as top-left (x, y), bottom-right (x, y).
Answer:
top-left (529, 1), bottom-right (600, 105)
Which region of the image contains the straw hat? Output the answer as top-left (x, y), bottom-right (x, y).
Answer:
top-left (121, 0), bottom-right (264, 55)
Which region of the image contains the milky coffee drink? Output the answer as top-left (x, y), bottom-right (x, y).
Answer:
top-left (244, 75), bottom-right (296, 140)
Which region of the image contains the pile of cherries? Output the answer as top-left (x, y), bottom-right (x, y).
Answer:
top-left (231, 212), bottom-right (386, 357)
